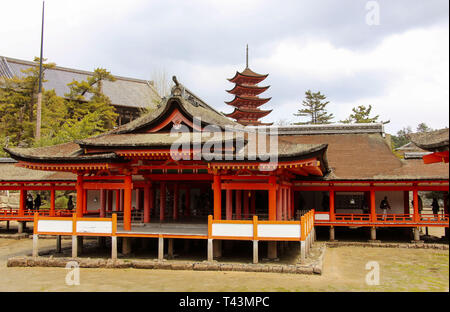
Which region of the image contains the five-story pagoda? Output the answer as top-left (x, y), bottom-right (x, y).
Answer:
top-left (225, 46), bottom-right (273, 126)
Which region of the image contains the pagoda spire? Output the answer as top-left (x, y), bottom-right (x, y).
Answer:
top-left (225, 46), bottom-right (272, 126)
top-left (246, 44), bottom-right (248, 68)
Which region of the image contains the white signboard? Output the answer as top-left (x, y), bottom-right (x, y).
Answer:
top-left (212, 223), bottom-right (253, 237)
top-left (37, 220), bottom-right (73, 233)
top-left (315, 213), bottom-right (330, 221)
top-left (76, 221), bottom-right (112, 234)
top-left (257, 224), bottom-right (301, 239)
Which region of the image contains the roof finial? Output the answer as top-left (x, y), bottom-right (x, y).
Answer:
top-left (246, 44), bottom-right (248, 68)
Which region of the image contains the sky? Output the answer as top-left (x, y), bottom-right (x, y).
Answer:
top-left (1, 0), bottom-right (448, 134)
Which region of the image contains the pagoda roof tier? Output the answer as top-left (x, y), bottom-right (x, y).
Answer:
top-left (225, 95), bottom-right (271, 107)
top-left (226, 84), bottom-right (270, 96)
top-left (228, 68), bottom-right (268, 85)
top-left (225, 107), bottom-right (273, 120)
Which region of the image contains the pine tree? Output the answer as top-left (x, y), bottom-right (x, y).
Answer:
top-left (0, 57), bottom-right (55, 148)
top-left (341, 105), bottom-right (381, 123)
top-left (293, 90), bottom-right (334, 125)
top-left (64, 68), bottom-right (118, 131)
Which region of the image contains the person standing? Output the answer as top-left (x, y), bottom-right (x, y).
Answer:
top-left (67, 195), bottom-right (74, 212)
top-left (34, 194), bottom-right (42, 211)
top-left (380, 196), bottom-right (391, 221)
top-left (432, 198), bottom-right (440, 220)
top-left (26, 194), bottom-right (34, 211)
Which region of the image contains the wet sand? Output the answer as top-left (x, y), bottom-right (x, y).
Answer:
top-left (0, 237), bottom-right (448, 292)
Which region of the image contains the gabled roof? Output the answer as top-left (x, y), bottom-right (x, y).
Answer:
top-left (276, 124), bottom-right (448, 181)
top-left (0, 56), bottom-right (161, 109)
top-left (408, 128), bottom-right (449, 152)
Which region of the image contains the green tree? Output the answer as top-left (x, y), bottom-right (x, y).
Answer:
top-left (293, 90), bottom-right (334, 125)
top-left (391, 126), bottom-right (413, 149)
top-left (341, 105), bottom-right (383, 123)
top-left (64, 68), bottom-right (118, 131)
top-left (416, 122), bottom-right (432, 133)
top-left (0, 57), bottom-right (55, 148)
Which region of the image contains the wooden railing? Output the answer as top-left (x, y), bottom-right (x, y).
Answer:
top-left (335, 213), bottom-right (371, 222)
top-left (0, 208), bottom-right (73, 218)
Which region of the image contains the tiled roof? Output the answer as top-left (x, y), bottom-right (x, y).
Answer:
top-left (0, 56), bottom-right (161, 109)
top-left (408, 128), bottom-right (449, 152)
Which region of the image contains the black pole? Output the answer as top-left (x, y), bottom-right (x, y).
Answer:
top-left (38, 1), bottom-right (45, 93)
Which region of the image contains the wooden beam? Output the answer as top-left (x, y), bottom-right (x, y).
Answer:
top-left (213, 175), bottom-right (222, 220)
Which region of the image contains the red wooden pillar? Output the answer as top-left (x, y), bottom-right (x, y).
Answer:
top-left (173, 183), bottom-right (179, 220)
top-left (329, 190), bottom-right (335, 222)
top-left (143, 185), bottom-right (151, 223)
top-left (99, 189), bottom-right (106, 218)
top-left (213, 175), bottom-right (222, 220)
top-left (107, 190), bottom-right (113, 212)
top-left (123, 175), bottom-right (132, 231)
top-left (268, 177), bottom-right (277, 221)
top-left (120, 189), bottom-right (124, 212)
top-left (160, 182), bottom-right (166, 221)
top-left (413, 189), bottom-right (419, 223)
top-left (403, 191), bottom-right (410, 215)
top-left (50, 189), bottom-right (55, 217)
top-left (135, 188), bottom-right (141, 211)
top-left (115, 190), bottom-right (120, 212)
top-left (243, 191), bottom-right (249, 219)
top-left (290, 188), bottom-right (294, 220)
top-left (250, 190), bottom-right (256, 215)
top-left (76, 175), bottom-right (84, 218)
top-left (19, 189), bottom-right (26, 216)
top-left (235, 190), bottom-right (242, 220)
top-left (226, 189), bottom-right (233, 220)
top-left (283, 188), bottom-right (288, 221)
top-left (83, 190), bottom-right (87, 214)
top-left (370, 189), bottom-right (376, 222)
top-left (184, 187), bottom-right (190, 217)
top-left (276, 188), bottom-right (282, 220)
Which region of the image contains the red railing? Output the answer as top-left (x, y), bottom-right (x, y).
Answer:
top-left (374, 214), bottom-right (413, 222)
top-left (334, 213), bottom-right (371, 222)
top-left (419, 213), bottom-right (449, 223)
top-left (0, 208), bottom-right (73, 218)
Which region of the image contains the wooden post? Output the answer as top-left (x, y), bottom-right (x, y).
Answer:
top-left (115, 190), bottom-right (120, 212)
top-left (235, 190), bottom-right (242, 220)
top-left (403, 191), bottom-right (410, 215)
top-left (107, 190), bottom-right (113, 212)
top-left (160, 182), bottom-right (166, 221)
top-left (268, 179), bottom-right (277, 221)
top-left (250, 190), bottom-right (256, 215)
top-left (99, 189), bottom-right (106, 218)
top-left (19, 189), bottom-right (26, 217)
top-left (123, 175), bottom-right (132, 231)
top-left (276, 188), bottom-right (282, 220)
top-left (50, 189), bottom-right (55, 217)
top-left (135, 188), bottom-right (141, 211)
top-left (413, 189), bottom-right (419, 223)
top-left (144, 185), bottom-right (151, 223)
top-left (173, 184), bottom-right (179, 220)
top-left (283, 188), bottom-right (288, 221)
top-left (76, 175), bottom-right (84, 218)
top-left (119, 189), bottom-right (124, 212)
top-left (213, 175), bottom-right (221, 220)
top-left (226, 189), bottom-right (232, 220)
top-left (83, 189), bottom-right (87, 214)
top-left (370, 189), bottom-right (376, 222)
top-left (243, 191), bottom-right (249, 219)
top-left (329, 190), bottom-right (335, 222)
